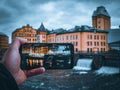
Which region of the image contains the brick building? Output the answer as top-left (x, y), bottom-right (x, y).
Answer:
top-left (0, 32), bottom-right (9, 60)
top-left (12, 6), bottom-right (110, 53)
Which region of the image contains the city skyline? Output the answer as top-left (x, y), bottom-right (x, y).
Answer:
top-left (0, 0), bottom-right (120, 43)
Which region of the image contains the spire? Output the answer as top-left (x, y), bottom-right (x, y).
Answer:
top-left (38, 22), bottom-right (46, 32)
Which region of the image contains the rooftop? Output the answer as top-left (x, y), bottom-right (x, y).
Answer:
top-left (92, 6), bottom-right (110, 17)
top-left (49, 25), bottom-right (108, 35)
top-left (0, 32), bottom-right (8, 37)
top-left (38, 23), bottom-right (47, 32)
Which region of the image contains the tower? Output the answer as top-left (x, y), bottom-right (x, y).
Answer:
top-left (92, 6), bottom-right (111, 30)
top-left (36, 23), bottom-right (47, 43)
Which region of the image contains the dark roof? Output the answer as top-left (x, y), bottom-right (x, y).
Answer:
top-left (92, 6), bottom-right (110, 17)
top-left (0, 32), bottom-right (8, 37)
top-left (38, 23), bottom-right (47, 32)
top-left (48, 28), bottom-right (67, 34)
top-left (49, 25), bottom-right (108, 35)
top-left (108, 28), bottom-right (120, 43)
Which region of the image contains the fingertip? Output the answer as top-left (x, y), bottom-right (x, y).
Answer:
top-left (40, 67), bottom-right (45, 72)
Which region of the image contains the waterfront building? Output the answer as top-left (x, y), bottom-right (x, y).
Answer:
top-left (0, 32), bottom-right (9, 49)
top-left (92, 6), bottom-right (111, 30)
top-left (12, 24), bottom-right (37, 43)
top-left (0, 32), bottom-right (9, 60)
top-left (12, 6), bottom-right (110, 53)
top-left (12, 24), bottom-right (108, 53)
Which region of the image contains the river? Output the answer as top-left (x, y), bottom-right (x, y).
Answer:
top-left (19, 58), bottom-right (120, 90)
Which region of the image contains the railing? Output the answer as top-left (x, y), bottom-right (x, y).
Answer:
top-left (75, 51), bottom-right (120, 56)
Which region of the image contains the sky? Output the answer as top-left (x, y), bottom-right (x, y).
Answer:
top-left (0, 0), bottom-right (120, 43)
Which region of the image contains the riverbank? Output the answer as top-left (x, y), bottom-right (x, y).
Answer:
top-left (19, 69), bottom-right (120, 90)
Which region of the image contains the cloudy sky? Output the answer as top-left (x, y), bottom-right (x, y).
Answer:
top-left (0, 0), bottom-right (120, 43)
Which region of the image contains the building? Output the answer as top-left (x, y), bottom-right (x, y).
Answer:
top-left (37, 23), bottom-right (47, 43)
top-left (0, 32), bottom-right (9, 49)
top-left (12, 24), bottom-right (108, 53)
top-left (108, 26), bottom-right (120, 43)
top-left (92, 6), bottom-right (111, 30)
top-left (12, 6), bottom-right (109, 53)
top-left (108, 26), bottom-right (120, 51)
top-left (0, 32), bottom-right (9, 60)
top-left (12, 24), bottom-right (37, 43)
top-left (53, 26), bottom-right (108, 52)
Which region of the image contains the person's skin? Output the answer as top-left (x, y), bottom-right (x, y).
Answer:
top-left (1, 37), bottom-right (45, 85)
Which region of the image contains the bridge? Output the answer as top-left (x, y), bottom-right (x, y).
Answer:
top-left (74, 51), bottom-right (120, 71)
top-left (74, 41), bottom-right (120, 71)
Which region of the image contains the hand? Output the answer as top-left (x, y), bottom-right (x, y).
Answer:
top-left (1, 37), bottom-right (45, 85)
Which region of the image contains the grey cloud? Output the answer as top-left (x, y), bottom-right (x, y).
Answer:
top-left (3, 0), bottom-right (30, 15)
top-left (29, 0), bottom-right (52, 5)
top-left (0, 0), bottom-right (120, 43)
top-left (0, 8), bottom-right (12, 24)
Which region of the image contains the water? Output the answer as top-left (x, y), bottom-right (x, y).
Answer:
top-left (19, 58), bottom-right (120, 90)
top-left (73, 58), bottom-right (92, 71)
top-left (96, 66), bottom-right (119, 75)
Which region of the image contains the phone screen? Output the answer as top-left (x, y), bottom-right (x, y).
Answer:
top-left (20, 43), bottom-right (74, 69)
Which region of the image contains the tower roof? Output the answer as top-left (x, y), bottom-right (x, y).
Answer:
top-left (92, 6), bottom-right (110, 17)
top-left (38, 23), bottom-right (47, 32)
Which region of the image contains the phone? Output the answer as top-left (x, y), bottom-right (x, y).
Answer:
top-left (19, 43), bottom-right (74, 70)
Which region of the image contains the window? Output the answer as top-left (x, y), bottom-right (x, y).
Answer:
top-left (76, 48), bottom-right (78, 52)
top-left (101, 48), bottom-right (102, 52)
top-left (70, 35), bottom-right (72, 40)
top-left (87, 48), bottom-right (89, 52)
top-left (94, 35), bottom-right (96, 40)
top-left (103, 48), bottom-right (105, 52)
top-left (62, 36), bottom-right (64, 40)
top-left (104, 35), bottom-right (105, 40)
top-left (98, 26), bottom-right (101, 29)
top-left (90, 35), bottom-right (92, 39)
top-left (90, 48), bottom-right (92, 52)
top-left (76, 35), bottom-right (78, 40)
top-left (73, 35), bottom-right (75, 40)
top-left (76, 42), bottom-right (78, 46)
top-left (97, 42), bottom-right (99, 46)
top-left (94, 42), bottom-right (96, 46)
top-left (90, 42), bottom-right (92, 46)
top-left (97, 35), bottom-right (99, 40)
top-left (87, 35), bottom-right (89, 39)
top-left (104, 42), bottom-right (105, 46)
top-left (66, 36), bottom-right (68, 40)
top-left (87, 48), bottom-right (92, 52)
top-left (87, 42), bottom-right (89, 46)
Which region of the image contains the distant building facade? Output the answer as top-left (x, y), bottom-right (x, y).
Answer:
top-left (12, 24), bottom-right (108, 52)
top-left (0, 32), bottom-right (9, 49)
top-left (12, 6), bottom-right (110, 53)
top-left (12, 24), bottom-right (37, 43)
top-left (0, 32), bottom-right (9, 60)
